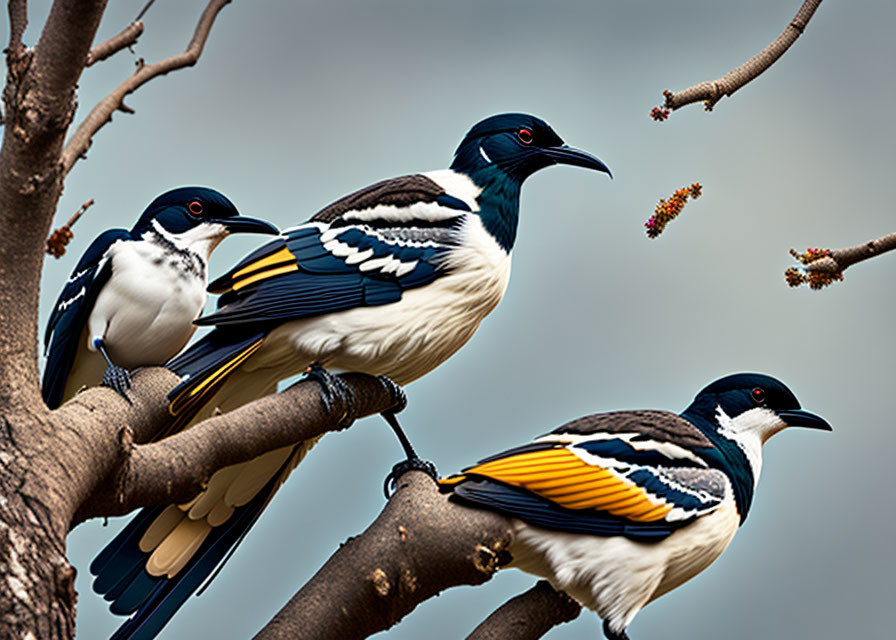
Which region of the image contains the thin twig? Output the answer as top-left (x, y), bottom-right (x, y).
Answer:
top-left (61, 0), bottom-right (232, 176)
top-left (135, 0), bottom-right (156, 22)
top-left (785, 231), bottom-right (896, 289)
top-left (85, 21), bottom-right (144, 67)
top-left (46, 198), bottom-right (95, 258)
top-left (659, 0), bottom-right (822, 114)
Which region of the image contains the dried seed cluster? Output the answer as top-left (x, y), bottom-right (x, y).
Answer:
top-left (645, 183), bottom-right (703, 239)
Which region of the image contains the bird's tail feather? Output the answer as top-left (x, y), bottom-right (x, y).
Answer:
top-left (163, 330), bottom-right (267, 438)
top-left (94, 438), bottom-right (317, 640)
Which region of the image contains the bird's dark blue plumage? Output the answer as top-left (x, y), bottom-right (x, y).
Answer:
top-left (440, 373), bottom-right (830, 640)
top-left (91, 115), bottom-right (612, 640)
top-left (41, 187), bottom-right (277, 409)
top-left (43, 229), bottom-right (131, 408)
top-left (450, 113), bottom-right (610, 251)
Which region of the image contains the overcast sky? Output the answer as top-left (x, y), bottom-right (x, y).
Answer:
top-left (17, 1), bottom-right (896, 638)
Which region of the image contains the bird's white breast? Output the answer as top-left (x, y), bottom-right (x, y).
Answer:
top-left (508, 492), bottom-right (740, 632)
top-left (244, 214), bottom-right (511, 386)
top-left (87, 238), bottom-right (207, 369)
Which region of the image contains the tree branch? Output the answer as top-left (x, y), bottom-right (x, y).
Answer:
top-left (465, 580), bottom-right (582, 640)
top-left (255, 472), bottom-right (515, 640)
top-left (660, 0), bottom-right (822, 114)
top-left (85, 21), bottom-right (143, 67)
top-left (60, 0), bottom-right (232, 175)
top-left (785, 231), bottom-right (896, 289)
top-left (6, 0), bottom-right (27, 56)
top-left (0, 0), bottom-right (107, 405)
top-left (66, 370), bottom-right (402, 524)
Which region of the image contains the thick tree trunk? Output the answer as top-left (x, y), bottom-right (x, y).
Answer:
top-left (0, 416), bottom-right (75, 639)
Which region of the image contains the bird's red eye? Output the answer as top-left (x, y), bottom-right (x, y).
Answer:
top-left (751, 387), bottom-right (766, 403)
top-left (188, 201), bottom-right (204, 216)
top-left (517, 128), bottom-right (534, 144)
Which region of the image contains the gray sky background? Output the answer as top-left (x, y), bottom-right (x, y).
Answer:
top-left (16, 1), bottom-right (895, 638)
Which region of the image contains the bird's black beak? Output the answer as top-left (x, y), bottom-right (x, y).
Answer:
top-left (544, 144), bottom-right (612, 178)
top-left (778, 409), bottom-right (833, 431)
top-left (214, 216), bottom-right (280, 235)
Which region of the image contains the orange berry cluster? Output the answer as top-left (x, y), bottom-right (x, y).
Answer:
top-left (784, 248), bottom-right (843, 289)
top-left (46, 226), bottom-right (74, 258)
top-left (788, 247), bottom-right (831, 265)
top-left (645, 183), bottom-right (703, 239)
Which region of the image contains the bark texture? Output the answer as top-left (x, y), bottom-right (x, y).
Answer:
top-left (256, 472), bottom-right (516, 640)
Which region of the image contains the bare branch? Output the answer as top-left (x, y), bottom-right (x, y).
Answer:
top-left (61, 0), bottom-right (232, 175)
top-left (68, 370), bottom-right (402, 523)
top-left (255, 472), bottom-right (515, 640)
top-left (465, 580), bottom-right (582, 640)
top-left (6, 0), bottom-right (27, 55)
top-left (785, 231), bottom-right (896, 289)
top-left (85, 21), bottom-right (143, 67)
top-left (659, 0), bottom-right (822, 114)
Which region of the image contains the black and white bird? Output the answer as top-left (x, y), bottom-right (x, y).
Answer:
top-left (42, 187), bottom-right (278, 409)
top-left (440, 373), bottom-right (831, 640)
top-left (89, 113), bottom-right (612, 639)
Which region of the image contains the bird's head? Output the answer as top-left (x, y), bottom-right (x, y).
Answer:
top-left (450, 113), bottom-right (611, 184)
top-left (132, 187), bottom-right (278, 255)
top-left (683, 372), bottom-right (832, 446)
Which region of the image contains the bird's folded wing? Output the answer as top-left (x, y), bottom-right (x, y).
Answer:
top-left (42, 229), bottom-right (130, 408)
top-left (198, 200), bottom-right (468, 327)
top-left (442, 421), bottom-right (728, 541)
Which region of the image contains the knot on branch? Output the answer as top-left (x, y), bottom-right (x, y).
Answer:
top-left (370, 568), bottom-right (391, 597)
top-left (53, 562), bottom-right (77, 606)
top-left (472, 542), bottom-right (510, 576)
top-left (113, 425), bottom-right (135, 504)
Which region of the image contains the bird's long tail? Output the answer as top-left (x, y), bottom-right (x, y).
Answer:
top-left (92, 438), bottom-right (315, 640)
top-left (91, 334), bottom-right (317, 639)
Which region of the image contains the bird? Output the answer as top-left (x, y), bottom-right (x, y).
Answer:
top-left (439, 373), bottom-right (831, 640)
top-left (42, 187), bottom-right (279, 409)
top-left (88, 113), bottom-right (612, 639)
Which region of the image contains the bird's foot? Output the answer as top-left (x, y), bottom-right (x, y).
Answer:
top-left (376, 374), bottom-right (407, 414)
top-left (304, 364), bottom-right (354, 428)
top-left (100, 364), bottom-right (132, 403)
top-left (383, 456), bottom-right (439, 498)
top-left (602, 620), bottom-right (630, 640)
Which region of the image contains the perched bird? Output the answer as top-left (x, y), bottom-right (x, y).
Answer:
top-left (89, 113), bottom-right (612, 639)
top-left (440, 373), bottom-right (831, 640)
top-left (42, 187), bottom-right (278, 409)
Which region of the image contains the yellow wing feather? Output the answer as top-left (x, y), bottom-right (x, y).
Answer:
top-left (455, 447), bottom-right (672, 523)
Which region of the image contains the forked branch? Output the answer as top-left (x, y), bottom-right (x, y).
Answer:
top-left (61, 0), bottom-right (232, 175)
